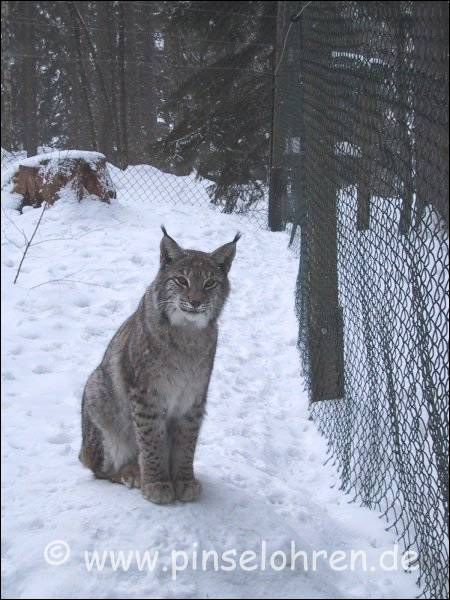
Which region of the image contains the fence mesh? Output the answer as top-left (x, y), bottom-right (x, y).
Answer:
top-left (1, 2), bottom-right (449, 598)
top-left (271, 2), bottom-right (449, 598)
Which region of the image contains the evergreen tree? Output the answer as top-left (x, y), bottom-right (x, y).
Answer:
top-left (152, 1), bottom-right (277, 212)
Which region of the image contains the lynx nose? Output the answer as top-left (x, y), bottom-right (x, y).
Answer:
top-left (189, 299), bottom-right (202, 309)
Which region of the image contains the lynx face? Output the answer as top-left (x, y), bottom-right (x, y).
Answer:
top-left (155, 228), bottom-right (240, 328)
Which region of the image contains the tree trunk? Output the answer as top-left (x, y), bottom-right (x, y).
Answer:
top-left (118, 2), bottom-right (129, 168)
top-left (268, 1), bottom-right (286, 232)
top-left (395, 3), bottom-right (414, 236)
top-left (125, 2), bottom-right (141, 164)
top-left (96, 1), bottom-right (115, 159)
top-left (69, 4), bottom-right (98, 151)
top-left (413, 1), bottom-right (449, 228)
top-left (70, 1), bottom-right (118, 157)
top-left (302, 2), bottom-right (345, 401)
top-left (21, 2), bottom-right (38, 157)
top-left (143, 4), bottom-right (160, 157)
top-left (1, 1), bottom-right (13, 151)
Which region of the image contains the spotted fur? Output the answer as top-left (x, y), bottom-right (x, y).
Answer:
top-left (79, 228), bottom-right (239, 504)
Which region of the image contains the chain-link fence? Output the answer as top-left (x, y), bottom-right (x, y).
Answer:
top-left (271, 2), bottom-right (449, 598)
top-left (1, 2), bottom-right (449, 597)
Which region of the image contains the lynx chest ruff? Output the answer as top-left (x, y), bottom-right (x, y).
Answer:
top-left (159, 368), bottom-right (207, 419)
top-left (157, 336), bottom-right (214, 417)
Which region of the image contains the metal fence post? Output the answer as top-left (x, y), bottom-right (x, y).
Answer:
top-left (268, 0), bottom-right (287, 232)
top-left (301, 3), bottom-right (345, 401)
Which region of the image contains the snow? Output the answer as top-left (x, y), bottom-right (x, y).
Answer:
top-left (334, 141), bottom-right (361, 157)
top-left (1, 167), bottom-right (420, 599)
top-left (331, 51), bottom-right (385, 66)
top-left (7, 149), bottom-right (106, 169)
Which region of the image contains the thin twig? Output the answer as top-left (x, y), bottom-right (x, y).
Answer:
top-left (13, 202), bottom-right (48, 284)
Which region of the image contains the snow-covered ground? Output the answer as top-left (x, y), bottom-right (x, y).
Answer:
top-left (1, 168), bottom-right (420, 598)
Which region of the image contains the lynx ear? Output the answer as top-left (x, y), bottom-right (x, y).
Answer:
top-left (211, 232), bottom-right (241, 274)
top-left (160, 225), bottom-right (184, 266)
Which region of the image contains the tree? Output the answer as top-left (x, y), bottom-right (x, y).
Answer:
top-left (118, 1), bottom-right (128, 167)
top-left (19, 2), bottom-right (39, 156)
top-left (151, 1), bottom-right (277, 212)
top-left (1, 1), bottom-right (13, 150)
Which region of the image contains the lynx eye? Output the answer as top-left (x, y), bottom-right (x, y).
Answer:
top-left (204, 279), bottom-right (217, 290)
top-left (174, 276), bottom-right (189, 287)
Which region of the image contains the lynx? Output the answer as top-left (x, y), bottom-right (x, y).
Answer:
top-left (79, 226), bottom-right (240, 504)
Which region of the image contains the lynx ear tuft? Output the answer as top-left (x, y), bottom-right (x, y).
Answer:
top-left (232, 231), bottom-right (242, 243)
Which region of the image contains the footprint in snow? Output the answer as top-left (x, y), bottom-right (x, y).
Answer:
top-left (267, 491), bottom-right (287, 505)
top-left (21, 331), bottom-right (40, 340)
top-left (74, 297), bottom-right (90, 308)
top-left (32, 365), bottom-right (52, 374)
top-left (48, 431), bottom-right (72, 444)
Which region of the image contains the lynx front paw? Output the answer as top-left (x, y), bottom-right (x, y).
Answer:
top-left (142, 481), bottom-right (175, 504)
top-left (174, 479), bottom-right (202, 502)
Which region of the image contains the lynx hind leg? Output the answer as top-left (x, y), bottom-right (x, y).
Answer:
top-left (80, 418), bottom-right (139, 488)
top-left (81, 423), bottom-right (139, 487)
top-left (81, 369), bottom-right (139, 483)
top-left (79, 397), bottom-right (105, 477)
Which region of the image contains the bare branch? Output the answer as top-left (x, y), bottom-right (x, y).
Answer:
top-left (13, 202), bottom-right (48, 285)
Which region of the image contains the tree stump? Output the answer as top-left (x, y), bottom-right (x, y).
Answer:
top-left (7, 151), bottom-right (116, 210)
